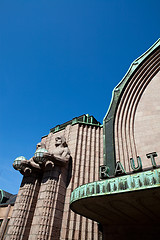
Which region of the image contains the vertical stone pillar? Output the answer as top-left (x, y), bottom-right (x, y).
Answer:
top-left (5, 173), bottom-right (41, 240)
top-left (0, 205), bottom-right (11, 239)
top-left (28, 164), bottom-right (68, 240)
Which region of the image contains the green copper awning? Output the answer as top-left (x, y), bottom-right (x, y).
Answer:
top-left (70, 168), bottom-right (160, 224)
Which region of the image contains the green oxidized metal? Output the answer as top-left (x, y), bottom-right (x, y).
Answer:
top-left (70, 168), bottom-right (160, 204)
top-left (42, 114), bottom-right (102, 139)
top-left (34, 148), bottom-right (48, 164)
top-left (0, 190), bottom-right (4, 204)
top-left (13, 156), bottom-right (27, 170)
top-left (50, 114), bottom-right (102, 134)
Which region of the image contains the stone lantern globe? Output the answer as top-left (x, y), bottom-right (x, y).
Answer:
top-left (13, 156), bottom-right (27, 170)
top-left (34, 148), bottom-right (48, 165)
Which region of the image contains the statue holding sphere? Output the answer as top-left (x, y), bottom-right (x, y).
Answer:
top-left (13, 136), bottom-right (71, 175)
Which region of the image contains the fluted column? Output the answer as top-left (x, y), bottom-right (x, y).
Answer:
top-left (28, 163), bottom-right (68, 240)
top-left (5, 173), bottom-right (41, 240)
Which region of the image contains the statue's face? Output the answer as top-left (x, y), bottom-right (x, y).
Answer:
top-left (36, 142), bottom-right (46, 149)
top-left (55, 137), bottom-right (62, 146)
top-left (36, 143), bottom-right (42, 149)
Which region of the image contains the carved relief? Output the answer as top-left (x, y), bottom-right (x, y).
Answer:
top-left (13, 136), bottom-right (71, 175)
top-left (6, 175), bottom-right (40, 240)
top-left (27, 136), bottom-right (71, 239)
top-left (43, 136), bottom-right (71, 167)
top-left (35, 178), bottom-right (59, 240)
top-left (13, 143), bottom-right (44, 175)
top-left (10, 136), bottom-right (71, 239)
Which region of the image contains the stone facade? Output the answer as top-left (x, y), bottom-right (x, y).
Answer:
top-left (70, 40), bottom-right (160, 240)
top-left (0, 190), bottom-right (16, 239)
top-left (3, 39), bottom-right (160, 240)
top-left (4, 115), bottom-right (103, 239)
top-left (0, 205), bottom-right (13, 239)
top-left (114, 46), bottom-right (160, 172)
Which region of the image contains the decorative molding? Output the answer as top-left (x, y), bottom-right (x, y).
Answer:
top-left (103, 39), bottom-right (160, 175)
top-left (104, 39), bottom-right (160, 122)
top-left (43, 114), bottom-right (101, 137)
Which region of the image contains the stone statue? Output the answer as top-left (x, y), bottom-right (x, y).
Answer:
top-left (43, 136), bottom-right (71, 166)
top-left (13, 136), bottom-right (71, 174)
top-left (15, 143), bottom-right (44, 175)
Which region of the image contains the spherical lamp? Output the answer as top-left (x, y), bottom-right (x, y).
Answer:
top-left (34, 148), bottom-right (48, 164)
top-left (13, 156), bottom-right (27, 170)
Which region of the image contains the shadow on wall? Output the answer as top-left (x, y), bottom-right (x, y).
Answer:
top-left (66, 157), bottom-right (72, 188)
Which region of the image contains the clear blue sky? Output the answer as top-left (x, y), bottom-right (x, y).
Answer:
top-left (0, 0), bottom-right (160, 194)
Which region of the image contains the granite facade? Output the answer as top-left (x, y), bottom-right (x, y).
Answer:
top-left (114, 48), bottom-right (160, 172)
top-left (4, 121), bottom-right (103, 239)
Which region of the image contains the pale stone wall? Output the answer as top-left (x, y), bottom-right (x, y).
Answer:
top-left (5, 122), bottom-right (103, 240)
top-left (134, 71), bottom-right (160, 168)
top-left (58, 124), bottom-right (103, 240)
top-left (114, 48), bottom-right (160, 172)
top-left (41, 124), bottom-right (103, 240)
top-left (5, 174), bottom-right (41, 240)
top-left (0, 206), bottom-right (13, 219)
top-left (0, 205), bottom-right (14, 239)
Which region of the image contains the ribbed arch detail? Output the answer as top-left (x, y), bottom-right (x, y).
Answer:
top-left (114, 48), bottom-right (160, 172)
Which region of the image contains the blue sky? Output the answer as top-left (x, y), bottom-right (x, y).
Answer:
top-left (0, 0), bottom-right (160, 194)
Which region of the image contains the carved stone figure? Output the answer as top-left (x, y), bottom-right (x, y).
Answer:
top-left (13, 136), bottom-right (71, 175)
top-left (43, 136), bottom-right (71, 166)
top-left (15, 143), bottom-right (44, 175)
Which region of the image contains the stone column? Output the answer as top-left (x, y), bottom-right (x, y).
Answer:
top-left (5, 173), bottom-right (41, 240)
top-left (28, 163), bottom-right (68, 240)
top-left (0, 205), bottom-right (11, 239)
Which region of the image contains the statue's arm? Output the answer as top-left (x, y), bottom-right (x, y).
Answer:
top-left (17, 157), bottom-right (40, 175)
top-left (29, 157), bottom-right (41, 169)
top-left (53, 148), bottom-right (71, 165)
top-left (61, 148), bottom-right (71, 161)
top-left (42, 147), bottom-right (70, 166)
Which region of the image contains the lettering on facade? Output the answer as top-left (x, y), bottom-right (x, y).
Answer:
top-left (100, 152), bottom-right (158, 179)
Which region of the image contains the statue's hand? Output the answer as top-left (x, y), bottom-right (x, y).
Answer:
top-left (21, 159), bottom-right (29, 165)
top-left (21, 160), bottom-right (28, 164)
top-left (29, 157), bottom-right (41, 170)
top-left (43, 152), bottom-right (51, 158)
